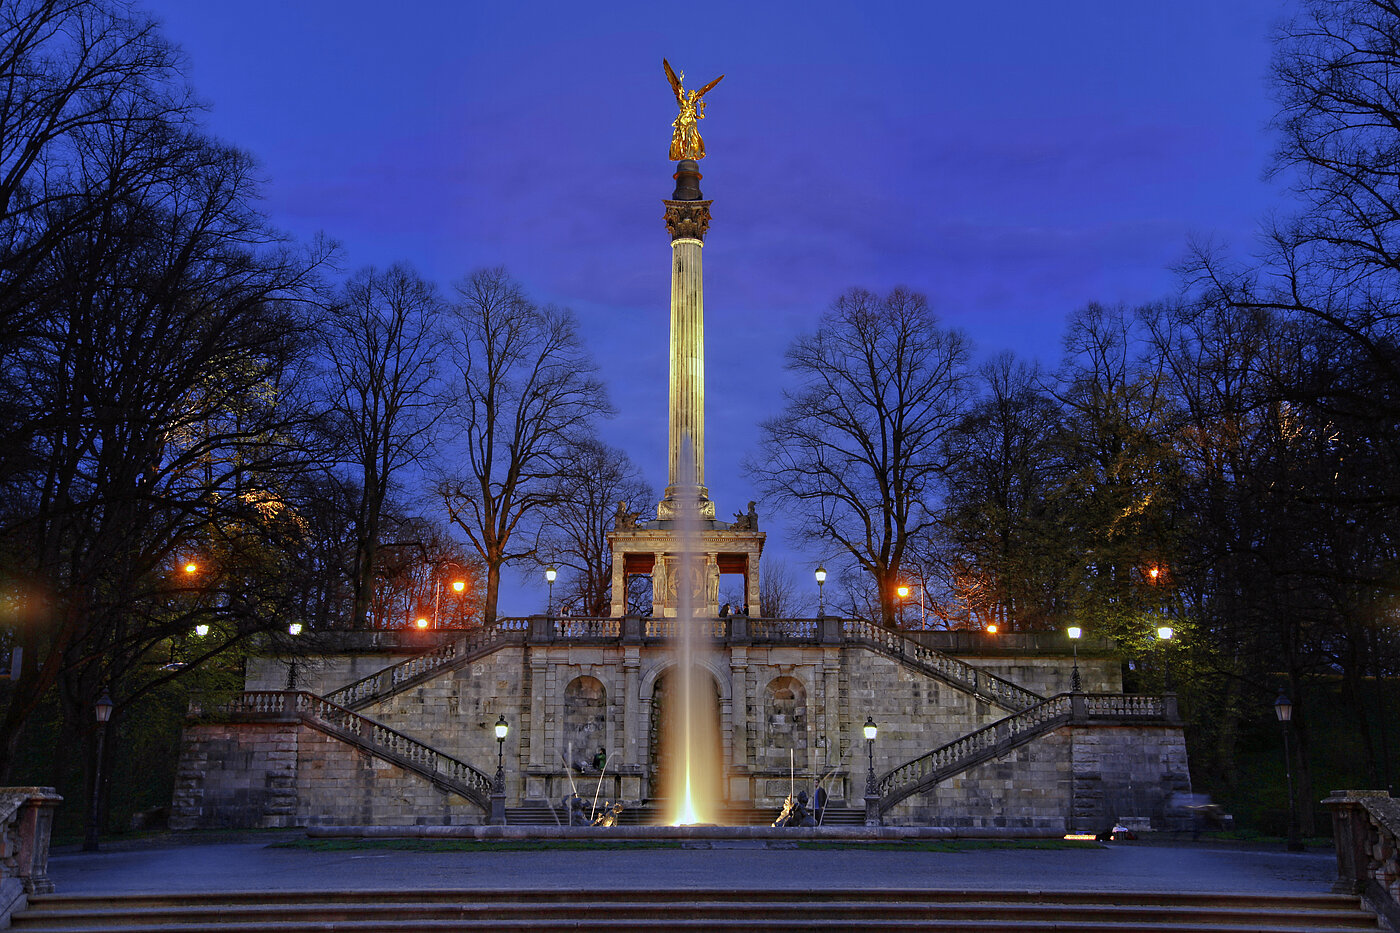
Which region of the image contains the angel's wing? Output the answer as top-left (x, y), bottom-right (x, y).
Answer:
top-left (696, 73), bottom-right (725, 98)
top-left (663, 59), bottom-right (683, 103)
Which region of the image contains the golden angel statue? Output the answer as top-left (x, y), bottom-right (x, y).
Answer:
top-left (664, 59), bottom-right (723, 160)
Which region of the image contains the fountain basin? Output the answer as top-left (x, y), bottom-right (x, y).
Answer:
top-left (305, 824), bottom-right (1067, 842)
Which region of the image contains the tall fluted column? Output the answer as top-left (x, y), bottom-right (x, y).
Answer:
top-left (658, 159), bottom-right (716, 522)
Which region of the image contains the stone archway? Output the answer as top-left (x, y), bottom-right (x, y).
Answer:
top-left (647, 666), bottom-right (723, 808)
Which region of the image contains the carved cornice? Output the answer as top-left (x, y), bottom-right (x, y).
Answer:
top-left (664, 199), bottom-right (712, 241)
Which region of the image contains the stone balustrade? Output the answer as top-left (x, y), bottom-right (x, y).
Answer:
top-left (1323, 789), bottom-right (1400, 932)
top-left (0, 787), bottom-right (61, 925)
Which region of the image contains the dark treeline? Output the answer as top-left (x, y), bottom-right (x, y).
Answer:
top-left (0, 0), bottom-right (638, 839)
top-left (750, 0), bottom-right (1400, 832)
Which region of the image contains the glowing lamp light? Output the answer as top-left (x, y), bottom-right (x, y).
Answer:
top-left (986, 623), bottom-right (998, 635)
top-left (495, 714), bottom-right (509, 741)
top-left (452, 580), bottom-right (465, 593)
top-left (1067, 626), bottom-right (1082, 640)
top-left (95, 690), bottom-right (114, 724)
top-left (863, 716), bottom-right (878, 742)
top-left (184, 562), bottom-right (198, 574)
top-left (415, 616), bottom-right (429, 630)
top-left (1274, 690), bottom-right (1293, 723)
top-left (288, 622), bottom-right (303, 636)
top-left (1148, 566), bottom-right (1160, 581)
top-left (1157, 625), bottom-right (1174, 641)
top-left (545, 565), bottom-right (557, 584)
top-left (194, 624), bottom-right (210, 637)
top-left (896, 584), bottom-right (910, 599)
top-left (814, 565), bottom-right (827, 584)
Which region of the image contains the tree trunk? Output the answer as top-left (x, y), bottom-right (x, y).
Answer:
top-left (483, 562), bottom-right (501, 627)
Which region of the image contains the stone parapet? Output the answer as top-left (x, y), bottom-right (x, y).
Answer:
top-left (1323, 790), bottom-right (1400, 932)
top-left (0, 786), bottom-right (62, 925)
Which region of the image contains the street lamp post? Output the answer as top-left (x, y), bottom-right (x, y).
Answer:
top-left (1067, 626), bottom-right (1083, 693)
top-left (1156, 625), bottom-right (1174, 692)
top-left (896, 585), bottom-right (909, 629)
top-left (1274, 691), bottom-right (1304, 851)
top-left (863, 716), bottom-right (881, 826)
top-left (82, 690), bottom-right (114, 851)
top-left (430, 562), bottom-right (468, 629)
top-left (815, 565), bottom-right (826, 617)
top-left (490, 714), bottom-right (509, 825)
top-left (545, 565), bottom-right (557, 619)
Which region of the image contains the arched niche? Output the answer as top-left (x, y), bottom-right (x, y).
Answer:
top-left (760, 675), bottom-right (808, 770)
top-left (562, 675), bottom-right (607, 771)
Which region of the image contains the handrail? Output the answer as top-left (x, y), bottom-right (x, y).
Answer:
top-left (643, 618), bottom-right (728, 638)
top-left (222, 691), bottom-right (492, 808)
top-left (749, 618), bottom-right (818, 640)
top-left (553, 617), bottom-right (620, 638)
top-left (876, 693), bottom-right (1169, 811)
top-left (843, 618), bottom-right (1043, 712)
top-left (324, 622), bottom-right (521, 710)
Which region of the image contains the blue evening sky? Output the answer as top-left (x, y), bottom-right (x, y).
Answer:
top-left (140, 0), bottom-right (1292, 614)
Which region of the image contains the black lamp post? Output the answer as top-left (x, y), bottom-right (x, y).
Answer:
top-left (83, 690), bottom-right (114, 851)
top-left (815, 565), bottom-right (826, 617)
top-left (1067, 626), bottom-right (1083, 693)
top-left (863, 716), bottom-right (881, 826)
top-left (489, 714), bottom-right (509, 825)
top-left (545, 565), bottom-right (556, 618)
top-left (1274, 690), bottom-right (1304, 851)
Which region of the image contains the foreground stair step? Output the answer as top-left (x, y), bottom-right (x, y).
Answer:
top-left (13, 889), bottom-right (1377, 932)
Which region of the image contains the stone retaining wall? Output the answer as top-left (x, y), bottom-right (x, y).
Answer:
top-left (170, 720), bottom-right (482, 830)
top-left (177, 631), bottom-right (1180, 831)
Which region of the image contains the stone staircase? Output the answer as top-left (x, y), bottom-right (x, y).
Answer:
top-left (12, 889), bottom-right (1381, 931)
top-left (323, 620), bottom-right (529, 711)
top-left (836, 619), bottom-right (1044, 712)
top-left (324, 617), bottom-right (1042, 716)
top-left (193, 623), bottom-right (1137, 829)
top-left (218, 691), bottom-right (493, 809)
top-left (874, 692), bottom-right (1172, 812)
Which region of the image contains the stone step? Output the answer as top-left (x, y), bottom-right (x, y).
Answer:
top-left (13, 889), bottom-right (1377, 932)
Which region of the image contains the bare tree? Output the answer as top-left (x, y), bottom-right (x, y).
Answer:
top-left (322, 264), bottom-right (443, 629)
top-left (436, 268), bottom-right (612, 625)
top-left (747, 287), bottom-right (972, 627)
top-left (931, 353), bottom-right (1069, 630)
top-left (758, 559), bottom-right (799, 618)
top-left (0, 0), bottom-right (332, 805)
top-left (537, 437), bottom-right (653, 617)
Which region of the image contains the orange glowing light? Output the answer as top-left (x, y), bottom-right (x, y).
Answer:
top-left (1148, 566), bottom-right (1160, 581)
top-left (986, 623), bottom-right (998, 634)
top-left (452, 580), bottom-right (465, 593)
top-left (184, 562), bottom-right (198, 574)
top-left (414, 617), bottom-right (429, 630)
top-left (896, 585), bottom-right (910, 599)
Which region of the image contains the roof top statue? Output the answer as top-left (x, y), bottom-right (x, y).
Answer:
top-left (664, 59), bottom-right (723, 161)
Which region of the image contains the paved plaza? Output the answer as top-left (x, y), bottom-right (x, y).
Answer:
top-left (47, 837), bottom-right (1337, 897)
